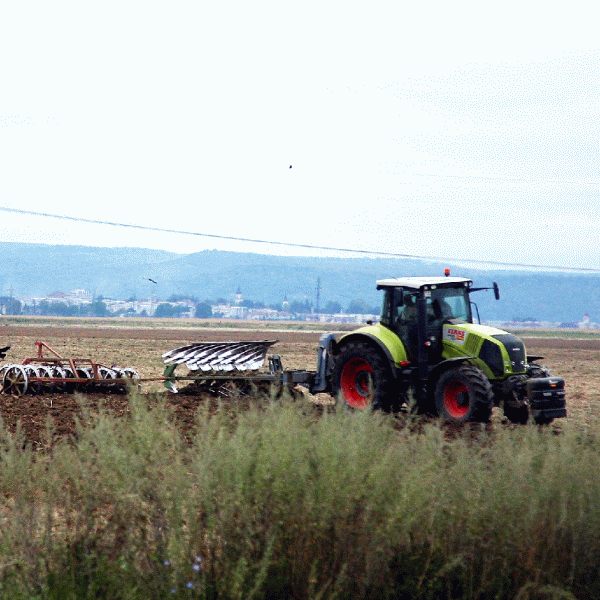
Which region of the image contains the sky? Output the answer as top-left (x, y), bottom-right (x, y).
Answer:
top-left (0, 1), bottom-right (598, 271)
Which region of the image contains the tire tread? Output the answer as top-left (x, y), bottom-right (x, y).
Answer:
top-left (434, 364), bottom-right (493, 422)
top-left (332, 341), bottom-right (396, 411)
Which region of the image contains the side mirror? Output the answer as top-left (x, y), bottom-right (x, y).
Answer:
top-left (493, 282), bottom-right (500, 301)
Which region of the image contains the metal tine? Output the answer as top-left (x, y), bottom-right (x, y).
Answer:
top-left (165, 342), bottom-right (273, 362)
top-left (186, 349), bottom-right (265, 369)
top-left (161, 342), bottom-right (218, 362)
top-left (185, 345), bottom-right (271, 370)
top-left (170, 341), bottom-right (271, 360)
top-left (162, 346), bottom-right (202, 363)
top-left (163, 340), bottom-right (277, 372)
top-left (162, 340), bottom-right (252, 359)
top-left (194, 341), bottom-right (262, 359)
top-left (162, 344), bottom-right (216, 363)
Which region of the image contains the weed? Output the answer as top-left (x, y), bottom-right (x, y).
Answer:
top-left (0, 392), bottom-right (598, 598)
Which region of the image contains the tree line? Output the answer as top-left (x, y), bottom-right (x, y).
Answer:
top-left (0, 296), bottom-right (381, 318)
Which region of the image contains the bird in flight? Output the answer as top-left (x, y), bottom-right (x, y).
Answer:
top-left (148, 278), bottom-right (157, 284)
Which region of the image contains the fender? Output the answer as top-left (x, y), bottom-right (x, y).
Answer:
top-left (427, 356), bottom-right (475, 387)
top-left (335, 329), bottom-right (408, 380)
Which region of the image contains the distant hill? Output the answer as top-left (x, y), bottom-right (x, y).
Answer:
top-left (0, 242), bottom-right (599, 324)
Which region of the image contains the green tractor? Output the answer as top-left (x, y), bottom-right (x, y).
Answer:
top-left (313, 275), bottom-right (566, 424)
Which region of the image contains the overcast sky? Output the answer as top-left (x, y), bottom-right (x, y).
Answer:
top-left (1, 1), bottom-right (598, 270)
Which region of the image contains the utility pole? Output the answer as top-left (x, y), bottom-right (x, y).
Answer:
top-left (315, 277), bottom-right (321, 314)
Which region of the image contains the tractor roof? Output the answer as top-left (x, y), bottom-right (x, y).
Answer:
top-left (376, 276), bottom-right (472, 290)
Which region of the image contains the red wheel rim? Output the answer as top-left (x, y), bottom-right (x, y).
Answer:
top-left (340, 357), bottom-right (374, 408)
top-left (443, 380), bottom-right (469, 418)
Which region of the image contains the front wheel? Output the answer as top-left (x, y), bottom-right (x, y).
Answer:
top-left (434, 364), bottom-right (493, 423)
top-left (503, 402), bottom-right (530, 425)
top-left (332, 342), bottom-right (395, 411)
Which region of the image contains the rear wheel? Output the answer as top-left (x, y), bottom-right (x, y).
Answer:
top-left (332, 342), bottom-right (395, 411)
top-left (434, 364), bottom-right (493, 422)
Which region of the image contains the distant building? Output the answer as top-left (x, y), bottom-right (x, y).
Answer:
top-left (579, 313), bottom-right (592, 329)
top-left (47, 291), bottom-right (68, 303)
top-left (235, 287), bottom-right (243, 306)
top-left (71, 289), bottom-right (93, 302)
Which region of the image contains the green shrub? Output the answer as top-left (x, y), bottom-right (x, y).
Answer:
top-left (0, 393), bottom-right (598, 598)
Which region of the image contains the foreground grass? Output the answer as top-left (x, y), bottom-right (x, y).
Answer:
top-left (0, 394), bottom-right (598, 599)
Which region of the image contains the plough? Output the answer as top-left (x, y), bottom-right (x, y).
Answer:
top-left (161, 340), bottom-right (315, 396)
top-left (0, 342), bottom-right (140, 396)
top-left (0, 340), bottom-right (318, 398)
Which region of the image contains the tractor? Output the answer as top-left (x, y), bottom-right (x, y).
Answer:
top-left (312, 273), bottom-right (566, 424)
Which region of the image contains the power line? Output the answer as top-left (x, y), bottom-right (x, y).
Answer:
top-left (1, 205), bottom-right (600, 273)
top-left (415, 173), bottom-right (599, 186)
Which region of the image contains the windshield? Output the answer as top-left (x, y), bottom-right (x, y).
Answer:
top-left (427, 287), bottom-right (471, 323)
top-left (380, 285), bottom-right (472, 333)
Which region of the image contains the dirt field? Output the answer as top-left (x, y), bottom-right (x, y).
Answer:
top-left (0, 322), bottom-right (598, 446)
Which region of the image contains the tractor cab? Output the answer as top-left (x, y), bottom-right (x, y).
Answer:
top-left (378, 276), bottom-right (474, 363)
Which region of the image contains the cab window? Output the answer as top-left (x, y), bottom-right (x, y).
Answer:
top-left (427, 288), bottom-right (471, 323)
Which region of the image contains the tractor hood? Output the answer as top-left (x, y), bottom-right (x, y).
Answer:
top-left (442, 323), bottom-right (527, 378)
top-left (443, 323), bottom-right (507, 345)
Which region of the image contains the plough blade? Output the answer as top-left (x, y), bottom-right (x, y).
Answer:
top-left (162, 340), bottom-right (277, 372)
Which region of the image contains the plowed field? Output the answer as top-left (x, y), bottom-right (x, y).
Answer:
top-left (0, 322), bottom-right (598, 446)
